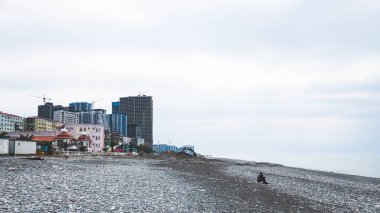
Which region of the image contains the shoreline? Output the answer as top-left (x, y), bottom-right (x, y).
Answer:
top-left (210, 156), bottom-right (380, 179)
top-left (208, 155), bottom-right (380, 179)
top-left (2, 153), bottom-right (379, 179)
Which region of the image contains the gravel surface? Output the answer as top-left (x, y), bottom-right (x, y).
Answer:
top-left (224, 159), bottom-right (380, 213)
top-left (0, 156), bottom-right (379, 212)
top-left (0, 156), bottom-right (217, 212)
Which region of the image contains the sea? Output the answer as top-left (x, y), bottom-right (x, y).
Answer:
top-left (222, 154), bottom-right (380, 178)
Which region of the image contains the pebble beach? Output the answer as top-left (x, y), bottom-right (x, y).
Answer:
top-left (0, 156), bottom-right (379, 212)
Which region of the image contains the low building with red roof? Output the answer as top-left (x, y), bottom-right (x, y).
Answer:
top-left (30, 129), bottom-right (74, 154)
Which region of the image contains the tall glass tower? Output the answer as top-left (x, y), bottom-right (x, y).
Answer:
top-left (69, 102), bottom-right (93, 112)
top-left (119, 96), bottom-right (153, 147)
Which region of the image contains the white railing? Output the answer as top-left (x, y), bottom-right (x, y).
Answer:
top-left (56, 151), bottom-right (131, 156)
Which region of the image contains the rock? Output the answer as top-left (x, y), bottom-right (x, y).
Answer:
top-left (6, 167), bottom-right (18, 171)
top-left (0, 198), bottom-right (7, 203)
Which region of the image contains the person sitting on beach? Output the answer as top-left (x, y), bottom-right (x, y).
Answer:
top-left (257, 172), bottom-right (269, 184)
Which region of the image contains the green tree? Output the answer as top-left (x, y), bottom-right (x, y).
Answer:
top-left (18, 134), bottom-right (34, 141)
top-left (105, 133), bottom-right (122, 152)
top-left (129, 140), bottom-right (138, 153)
top-left (0, 131), bottom-right (8, 139)
top-left (142, 144), bottom-right (153, 154)
top-left (128, 140), bottom-right (152, 154)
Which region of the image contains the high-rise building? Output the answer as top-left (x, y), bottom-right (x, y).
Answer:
top-left (38, 102), bottom-right (54, 120)
top-left (108, 114), bottom-right (127, 136)
top-left (112, 102), bottom-right (120, 114)
top-left (127, 124), bottom-right (141, 138)
top-left (0, 111), bottom-right (24, 132)
top-left (69, 102), bottom-right (93, 112)
top-left (119, 96), bottom-right (153, 147)
top-left (108, 101), bottom-right (127, 136)
top-left (54, 105), bottom-right (74, 112)
top-left (78, 109), bottom-right (110, 131)
top-left (53, 110), bottom-right (79, 124)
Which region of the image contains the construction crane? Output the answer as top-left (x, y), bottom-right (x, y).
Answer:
top-left (91, 98), bottom-right (104, 108)
top-left (29, 94), bottom-right (52, 104)
top-left (138, 90), bottom-right (148, 96)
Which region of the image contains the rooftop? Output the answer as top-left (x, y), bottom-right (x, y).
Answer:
top-left (27, 116), bottom-right (56, 122)
top-left (31, 136), bottom-right (56, 142)
top-left (0, 111), bottom-right (23, 118)
top-left (56, 131), bottom-right (73, 139)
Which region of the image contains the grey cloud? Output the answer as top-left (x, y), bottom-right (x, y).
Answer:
top-left (2, 0), bottom-right (380, 55)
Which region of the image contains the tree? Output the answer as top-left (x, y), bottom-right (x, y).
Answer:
top-left (142, 144), bottom-right (153, 154)
top-left (18, 134), bottom-right (34, 141)
top-left (128, 139), bottom-right (152, 154)
top-left (129, 140), bottom-right (138, 153)
top-left (0, 131), bottom-right (8, 139)
top-left (105, 133), bottom-right (122, 152)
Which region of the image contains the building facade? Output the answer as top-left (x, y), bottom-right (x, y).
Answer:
top-left (78, 109), bottom-right (110, 131)
top-left (24, 117), bottom-right (60, 131)
top-left (64, 123), bottom-right (105, 153)
top-left (69, 102), bottom-right (93, 112)
top-left (119, 96), bottom-right (153, 147)
top-left (153, 144), bottom-right (195, 154)
top-left (108, 113), bottom-right (127, 136)
top-left (153, 144), bottom-right (178, 153)
top-left (38, 102), bottom-right (54, 120)
top-left (0, 111), bottom-right (24, 132)
top-left (127, 124), bottom-right (141, 139)
top-left (54, 105), bottom-right (74, 112)
top-left (53, 110), bottom-right (79, 124)
top-left (112, 102), bottom-right (120, 114)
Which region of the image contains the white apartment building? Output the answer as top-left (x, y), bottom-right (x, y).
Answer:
top-left (0, 111), bottom-right (24, 132)
top-left (53, 110), bottom-right (79, 124)
top-left (64, 123), bottom-right (104, 153)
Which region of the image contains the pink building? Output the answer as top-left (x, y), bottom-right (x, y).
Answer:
top-left (64, 124), bottom-right (104, 153)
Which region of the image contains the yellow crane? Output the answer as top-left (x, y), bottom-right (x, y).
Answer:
top-left (29, 94), bottom-right (52, 104)
top-left (91, 98), bottom-right (104, 108)
top-left (138, 90), bottom-right (148, 96)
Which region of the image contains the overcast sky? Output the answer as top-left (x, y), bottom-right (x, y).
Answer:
top-left (1, 0), bottom-right (379, 174)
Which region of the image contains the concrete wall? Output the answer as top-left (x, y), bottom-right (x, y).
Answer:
top-left (0, 139), bottom-right (9, 155)
top-left (9, 141), bottom-right (36, 155)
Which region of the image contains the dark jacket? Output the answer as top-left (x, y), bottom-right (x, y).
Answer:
top-left (257, 173), bottom-right (265, 182)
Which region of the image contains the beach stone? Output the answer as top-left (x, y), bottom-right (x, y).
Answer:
top-left (0, 197), bottom-right (7, 202)
top-left (1, 157), bottom-right (379, 212)
top-left (6, 167), bottom-right (18, 171)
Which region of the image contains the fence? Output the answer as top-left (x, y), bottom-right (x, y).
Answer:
top-left (55, 151), bottom-right (132, 157)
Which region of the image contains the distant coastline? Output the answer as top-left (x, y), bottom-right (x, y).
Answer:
top-left (207, 154), bottom-right (380, 178)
